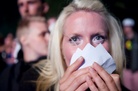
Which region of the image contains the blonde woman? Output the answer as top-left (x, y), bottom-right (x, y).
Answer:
top-left (37, 0), bottom-right (129, 91)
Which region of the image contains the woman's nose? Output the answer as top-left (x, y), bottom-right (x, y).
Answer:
top-left (79, 39), bottom-right (92, 50)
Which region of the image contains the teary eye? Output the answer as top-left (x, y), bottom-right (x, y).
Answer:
top-left (69, 36), bottom-right (82, 46)
top-left (92, 35), bottom-right (106, 45)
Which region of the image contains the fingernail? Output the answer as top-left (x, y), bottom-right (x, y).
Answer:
top-left (79, 56), bottom-right (83, 59)
top-left (93, 62), bottom-right (98, 67)
top-left (78, 56), bottom-right (83, 61)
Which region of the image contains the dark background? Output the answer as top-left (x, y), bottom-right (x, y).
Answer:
top-left (0, 0), bottom-right (138, 37)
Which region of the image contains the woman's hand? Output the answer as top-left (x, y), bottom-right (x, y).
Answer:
top-left (111, 74), bottom-right (121, 91)
top-left (86, 62), bottom-right (121, 91)
top-left (59, 58), bottom-right (121, 91)
top-left (59, 57), bottom-right (90, 91)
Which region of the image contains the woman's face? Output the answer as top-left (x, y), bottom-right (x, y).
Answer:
top-left (62, 11), bottom-right (110, 66)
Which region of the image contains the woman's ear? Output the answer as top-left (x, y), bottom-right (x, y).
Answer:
top-left (42, 3), bottom-right (49, 14)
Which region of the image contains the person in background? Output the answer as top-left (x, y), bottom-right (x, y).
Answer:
top-left (122, 18), bottom-right (138, 91)
top-left (0, 0), bottom-right (50, 74)
top-left (4, 33), bottom-right (14, 47)
top-left (12, 0), bottom-right (49, 63)
top-left (17, 0), bottom-right (49, 18)
top-left (0, 16), bottom-right (50, 91)
top-left (1, 33), bottom-right (15, 66)
top-left (36, 0), bottom-right (129, 91)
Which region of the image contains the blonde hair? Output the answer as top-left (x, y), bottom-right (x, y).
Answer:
top-left (16, 16), bottom-right (47, 41)
top-left (37, 0), bottom-right (126, 90)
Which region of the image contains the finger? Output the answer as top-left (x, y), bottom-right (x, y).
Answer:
top-left (60, 69), bottom-right (89, 90)
top-left (111, 74), bottom-right (121, 91)
top-left (86, 76), bottom-right (99, 91)
top-left (61, 74), bottom-right (89, 91)
top-left (60, 57), bottom-right (84, 83)
top-left (76, 82), bottom-right (89, 91)
top-left (92, 62), bottom-right (118, 91)
top-left (89, 67), bottom-right (109, 91)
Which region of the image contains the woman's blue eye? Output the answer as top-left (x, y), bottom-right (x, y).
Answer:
top-left (92, 35), bottom-right (106, 45)
top-left (69, 36), bottom-right (82, 45)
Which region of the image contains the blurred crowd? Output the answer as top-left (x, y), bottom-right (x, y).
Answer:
top-left (122, 18), bottom-right (138, 91)
top-left (0, 0), bottom-right (57, 73)
top-left (0, 0), bottom-right (137, 91)
top-left (0, 0), bottom-right (56, 91)
top-left (0, 33), bottom-right (17, 70)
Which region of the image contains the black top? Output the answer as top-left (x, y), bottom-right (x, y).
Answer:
top-left (0, 56), bottom-right (46, 91)
top-left (0, 52), bottom-right (7, 74)
top-left (124, 33), bottom-right (138, 72)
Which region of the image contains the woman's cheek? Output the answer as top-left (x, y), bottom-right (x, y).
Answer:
top-left (103, 40), bottom-right (110, 53)
top-left (62, 47), bottom-right (77, 66)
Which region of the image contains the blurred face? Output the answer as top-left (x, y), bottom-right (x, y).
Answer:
top-left (123, 26), bottom-right (133, 36)
top-left (62, 11), bottom-right (110, 66)
top-left (4, 33), bottom-right (13, 46)
top-left (18, 0), bottom-right (43, 18)
top-left (27, 21), bottom-right (50, 56)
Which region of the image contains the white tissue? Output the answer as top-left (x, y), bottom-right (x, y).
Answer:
top-left (70, 43), bottom-right (116, 74)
